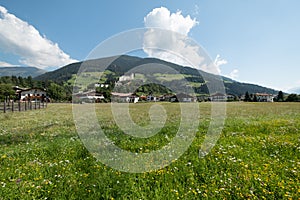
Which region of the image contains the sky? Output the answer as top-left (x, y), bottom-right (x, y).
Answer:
top-left (0, 0), bottom-right (299, 93)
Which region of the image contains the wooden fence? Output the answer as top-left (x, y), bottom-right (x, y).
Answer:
top-left (0, 101), bottom-right (47, 113)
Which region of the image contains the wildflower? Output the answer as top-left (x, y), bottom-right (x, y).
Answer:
top-left (16, 178), bottom-right (22, 184)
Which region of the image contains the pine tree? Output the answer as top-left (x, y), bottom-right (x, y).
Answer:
top-left (277, 91), bottom-right (284, 102)
top-left (244, 91), bottom-right (251, 102)
top-left (253, 94), bottom-right (258, 102)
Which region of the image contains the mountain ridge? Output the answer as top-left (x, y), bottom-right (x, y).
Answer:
top-left (34, 55), bottom-right (278, 96)
top-left (0, 66), bottom-right (47, 78)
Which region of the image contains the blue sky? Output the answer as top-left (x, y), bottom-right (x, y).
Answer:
top-left (0, 0), bottom-right (299, 93)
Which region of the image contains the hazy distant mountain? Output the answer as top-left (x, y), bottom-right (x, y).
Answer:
top-left (0, 66), bottom-right (47, 78)
top-left (288, 87), bottom-right (300, 94)
top-left (35, 55), bottom-right (278, 96)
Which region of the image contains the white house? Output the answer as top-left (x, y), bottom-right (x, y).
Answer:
top-left (95, 83), bottom-right (109, 88)
top-left (16, 88), bottom-right (47, 102)
top-left (147, 95), bottom-right (157, 102)
top-left (170, 93), bottom-right (197, 102)
top-left (73, 91), bottom-right (105, 102)
top-left (255, 93), bottom-right (275, 102)
top-left (119, 73), bottom-right (135, 82)
top-left (111, 92), bottom-right (139, 103)
top-left (210, 93), bottom-right (227, 102)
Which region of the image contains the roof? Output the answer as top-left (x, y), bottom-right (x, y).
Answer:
top-left (16, 88), bottom-right (46, 93)
top-left (175, 93), bottom-right (195, 99)
top-left (111, 92), bottom-right (134, 97)
top-left (211, 93), bottom-right (226, 97)
top-left (255, 93), bottom-right (274, 96)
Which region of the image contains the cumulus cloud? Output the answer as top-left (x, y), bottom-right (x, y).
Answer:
top-left (143, 7), bottom-right (209, 70)
top-left (0, 6), bottom-right (77, 69)
top-left (144, 7), bottom-right (198, 35)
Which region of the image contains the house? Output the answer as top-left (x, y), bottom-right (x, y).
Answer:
top-left (147, 95), bottom-right (157, 102)
top-left (210, 93), bottom-right (227, 102)
top-left (209, 93), bottom-right (236, 102)
top-left (95, 83), bottom-right (109, 88)
top-left (139, 95), bottom-right (147, 101)
top-left (255, 93), bottom-right (274, 102)
top-left (119, 73), bottom-right (135, 82)
top-left (15, 87), bottom-right (47, 102)
top-left (73, 91), bottom-right (105, 102)
top-left (226, 94), bottom-right (236, 101)
top-left (170, 93), bottom-right (197, 102)
top-left (111, 92), bottom-right (139, 103)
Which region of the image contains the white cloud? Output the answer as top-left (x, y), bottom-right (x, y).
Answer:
top-left (144, 7), bottom-right (198, 35)
top-left (214, 54), bottom-right (228, 74)
top-left (229, 69), bottom-right (239, 79)
top-left (143, 7), bottom-right (208, 69)
top-left (0, 61), bottom-right (16, 67)
top-left (0, 6), bottom-right (77, 69)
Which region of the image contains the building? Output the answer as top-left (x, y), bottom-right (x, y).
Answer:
top-left (111, 92), bottom-right (139, 103)
top-left (146, 95), bottom-right (157, 102)
top-left (170, 93), bottom-right (197, 102)
top-left (119, 73), bottom-right (135, 82)
top-left (255, 93), bottom-right (275, 102)
top-left (94, 83), bottom-right (109, 88)
top-left (15, 87), bottom-right (47, 102)
top-left (209, 93), bottom-right (237, 102)
top-left (73, 91), bottom-right (105, 103)
top-left (209, 93), bottom-right (227, 102)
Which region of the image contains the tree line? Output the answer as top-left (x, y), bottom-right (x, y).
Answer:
top-left (244, 91), bottom-right (300, 102)
top-left (1, 75), bottom-right (299, 102)
top-left (0, 76), bottom-right (72, 102)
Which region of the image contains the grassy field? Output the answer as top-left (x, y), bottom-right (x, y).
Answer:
top-left (0, 102), bottom-right (299, 199)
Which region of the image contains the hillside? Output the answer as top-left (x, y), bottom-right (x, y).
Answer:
top-left (0, 66), bottom-right (46, 78)
top-left (34, 55), bottom-right (278, 96)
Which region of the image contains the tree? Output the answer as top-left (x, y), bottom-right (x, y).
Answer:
top-left (253, 94), bottom-right (258, 102)
top-left (96, 86), bottom-right (111, 101)
top-left (276, 91), bottom-right (284, 102)
top-left (27, 76), bottom-right (34, 88)
top-left (244, 91), bottom-right (251, 102)
top-left (0, 84), bottom-right (15, 101)
top-left (47, 83), bottom-right (66, 101)
top-left (286, 94), bottom-right (300, 102)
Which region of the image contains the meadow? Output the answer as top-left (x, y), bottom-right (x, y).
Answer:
top-left (0, 102), bottom-right (299, 199)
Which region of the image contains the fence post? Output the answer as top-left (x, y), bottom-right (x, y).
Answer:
top-left (4, 100), bottom-right (6, 113)
top-left (18, 101), bottom-right (21, 112)
top-left (12, 100), bottom-right (14, 112)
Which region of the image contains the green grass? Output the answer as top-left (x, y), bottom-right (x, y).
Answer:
top-left (68, 72), bottom-right (104, 90)
top-left (0, 102), bottom-right (299, 199)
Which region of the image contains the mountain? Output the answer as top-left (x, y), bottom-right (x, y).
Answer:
top-left (34, 55), bottom-right (278, 96)
top-left (288, 87), bottom-right (300, 94)
top-left (0, 66), bottom-right (47, 78)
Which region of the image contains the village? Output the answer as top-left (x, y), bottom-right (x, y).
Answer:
top-left (73, 89), bottom-right (276, 104)
top-left (0, 72), bottom-right (278, 113)
top-left (72, 73), bottom-right (277, 103)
